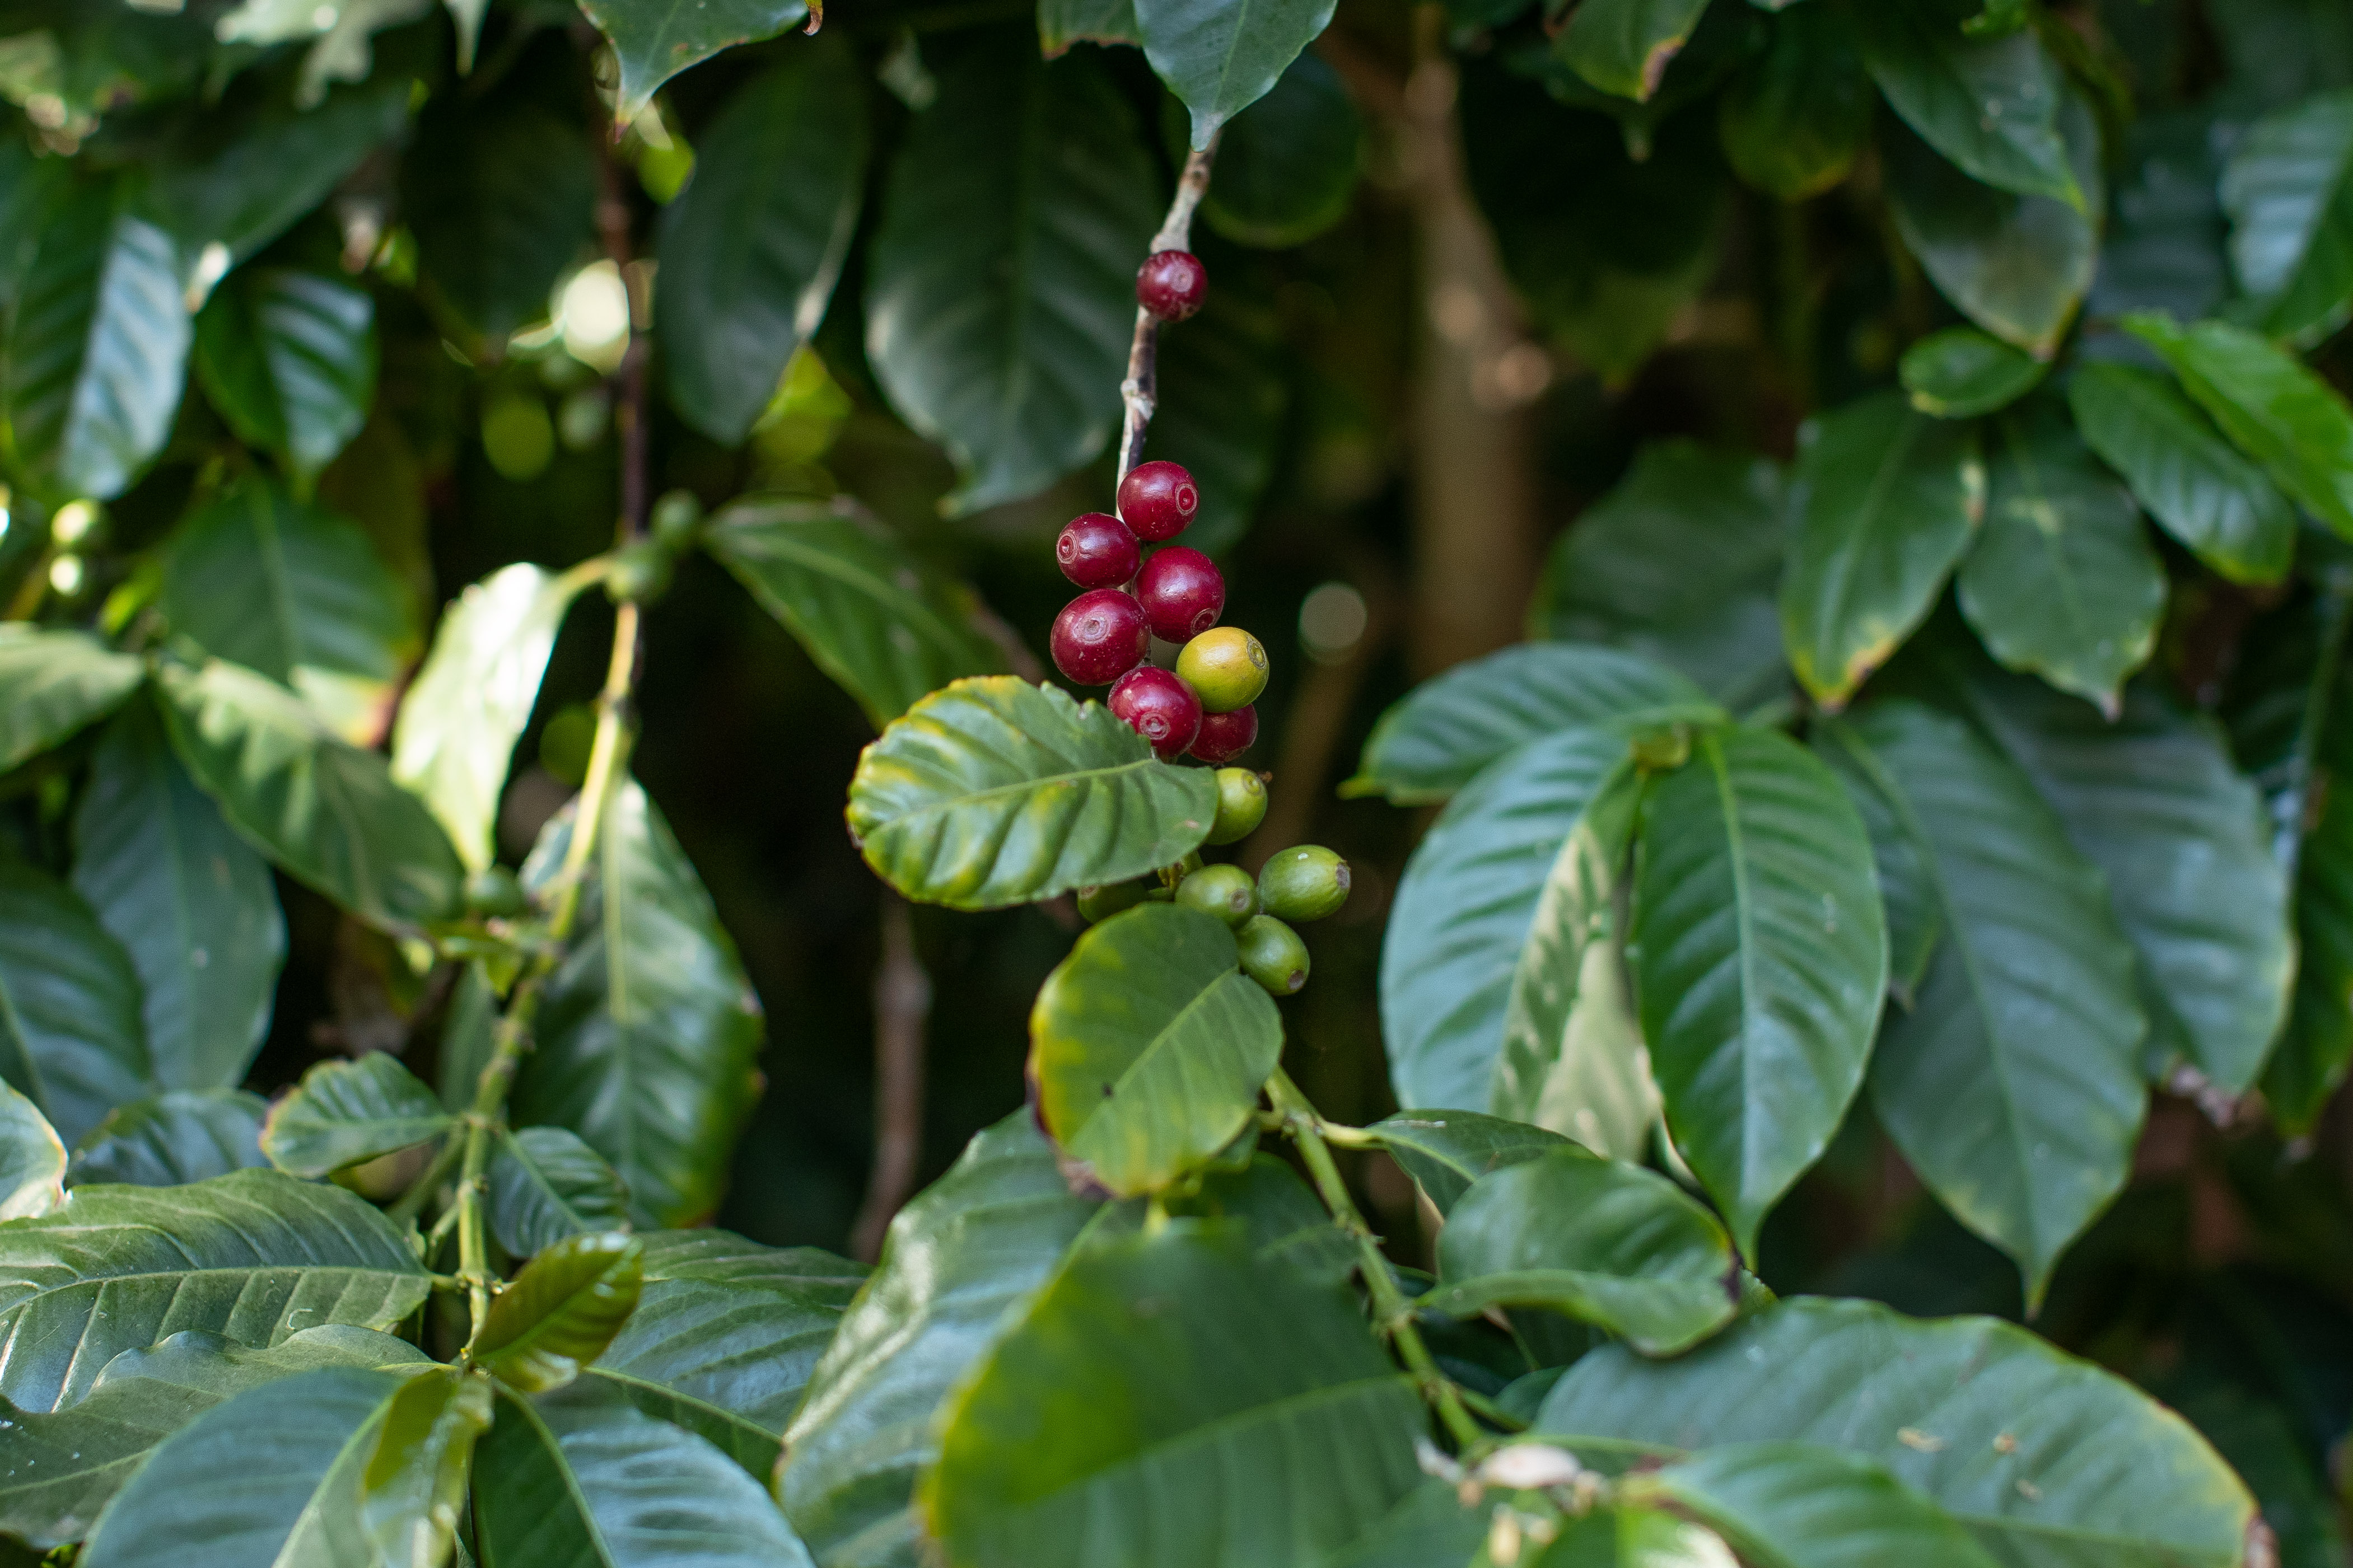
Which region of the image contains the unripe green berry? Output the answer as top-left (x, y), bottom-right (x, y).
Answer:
top-left (651, 489), bottom-right (703, 551)
top-left (1258, 845), bottom-right (1350, 923)
top-left (1077, 880), bottom-right (1150, 923)
top-left (1206, 767), bottom-right (1268, 846)
top-left (607, 538), bottom-right (673, 603)
top-left (1175, 627), bottom-right (1268, 713)
top-left (1237, 914), bottom-right (1309, 995)
top-left (1175, 863), bottom-right (1257, 927)
top-left (464, 866), bottom-right (527, 918)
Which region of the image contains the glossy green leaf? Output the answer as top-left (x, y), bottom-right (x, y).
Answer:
top-left (1140, 0), bottom-right (1338, 147)
top-left (160, 475), bottom-right (419, 745)
top-left (3, 176), bottom-right (189, 501)
top-left (403, 98), bottom-right (597, 344)
top-left (475, 1379), bottom-right (814, 1567)
top-left (1956, 409), bottom-right (2165, 713)
top-left (779, 1112), bottom-right (1099, 1567)
top-left (0, 626), bottom-right (144, 773)
top-left (846, 677), bottom-right (1216, 910)
top-left (2068, 361), bottom-right (2296, 585)
top-left (1029, 903), bottom-right (1282, 1196)
top-left (1138, 1154), bottom-right (1360, 1290)
top-left (707, 499), bottom-right (1006, 732)
top-left (1143, 266), bottom-right (1291, 556)
top-left (154, 656), bottom-right (468, 931)
top-left (0, 859), bottom-right (152, 1148)
top-left (1630, 724), bottom-right (1887, 1260)
top-left (1040, 0), bottom-right (1139, 52)
top-left (866, 39), bottom-right (1158, 514)
top-left (1538, 1295), bottom-right (2257, 1568)
top-left (656, 42), bottom-right (867, 444)
top-left (260, 1052), bottom-right (452, 1178)
top-left (1855, 5), bottom-right (2079, 208)
top-left (74, 699), bottom-right (283, 1092)
top-left (192, 266), bottom-right (376, 478)
top-left (1427, 1147), bottom-right (1736, 1356)
top-left (0, 1078), bottom-right (63, 1221)
top-left (1184, 53), bottom-right (1360, 247)
top-left (1899, 328), bottom-right (2046, 419)
top-left (1558, 0), bottom-right (1711, 101)
top-left (478, 1232), bottom-right (645, 1393)
top-left (391, 562), bottom-right (590, 872)
top-left (925, 1224), bottom-right (1423, 1568)
top-left (1529, 441), bottom-right (1787, 707)
top-left (360, 1368), bottom-right (494, 1568)
top-left (2091, 112), bottom-right (2231, 323)
top-left (0, 1168), bottom-right (430, 1412)
top-left (1818, 702), bottom-right (2145, 1299)
top-left (1347, 643), bottom-right (1719, 805)
top-left (2220, 90), bottom-right (2353, 346)
top-left (69, 1089), bottom-right (267, 1187)
top-left (1370, 1110), bottom-right (1571, 1215)
top-left (2127, 312), bottom-right (2353, 541)
top-left (1627, 1442), bottom-right (2001, 1568)
top-left (577, 0), bottom-right (810, 120)
top-left (1778, 392), bottom-right (1984, 708)
top-left (514, 778), bottom-right (764, 1227)
top-left (489, 1126), bottom-right (632, 1257)
top-left (1718, 2), bottom-right (1871, 200)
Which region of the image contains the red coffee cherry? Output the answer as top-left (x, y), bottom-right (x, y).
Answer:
top-left (1190, 704), bottom-right (1257, 764)
top-left (1136, 250), bottom-right (1207, 321)
top-left (1118, 461), bottom-right (1199, 542)
top-left (1057, 512), bottom-right (1138, 589)
top-left (1135, 546), bottom-right (1224, 642)
top-left (1108, 665), bottom-right (1202, 759)
top-left (1051, 589), bottom-right (1148, 685)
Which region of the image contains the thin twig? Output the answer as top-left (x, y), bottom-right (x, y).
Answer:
top-left (851, 895), bottom-right (933, 1262)
top-left (1115, 137), bottom-right (1222, 481)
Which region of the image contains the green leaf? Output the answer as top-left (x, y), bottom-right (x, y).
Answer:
top-left (576, 0), bottom-right (811, 121)
top-left (0, 626), bottom-right (144, 772)
top-left (2126, 312), bottom-right (2353, 542)
top-left (1143, 265), bottom-right (1291, 555)
top-left (403, 98), bottom-right (597, 344)
top-left (260, 1052), bottom-right (452, 1179)
top-left (0, 1168), bottom-right (430, 1412)
top-left (1528, 441), bottom-right (1787, 706)
top-left (213, 0), bottom-right (436, 109)
top-left (1040, 0), bottom-right (1140, 52)
top-left (1369, 1110), bottom-right (1571, 1215)
top-left (513, 778), bottom-right (764, 1227)
top-left (1029, 903), bottom-right (1283, 1196)
top-left (866, 38), bottom-right (1159, 514)
top-left (3, 176), bottom-right (189, 501)
top-left (1347, 644), bottom-right (1719, 806)
top-left (924, 1225), bottom-right (1424, 1568)
top-left (655, 41), bottom-right (867, 444)
top-left (1778, 392), bottom-right (1985, 708)
top-left (1955, 407), bottom-right (2165, 713)
top-left (587, 1231), bottom-right (864, 1475)
top-left (2092, 113), bottom-right (2232, 323)
top-left (154, 656), bottom-right (468, 931)
top-left (1627, 1442), bottom-right (2001, 1568)
top-left (1183, 53), bottom-right (1360, 248)
top-left (390, 562), bottom-right (590, 872)
top-left (360, 1368), bottom-right (494, 1568)
top-left (1630, 724), bottom-right (1888, 1260)
top-left (779, 1112), bottom-right (1098, 1566)
top-left (477, 1232), bottom-right (645, 1393)
top-left (0, 1326), bottom-right (428, 1550)
top-left (1855, 5), bottom-right (2080, 208)
top-left (1898, 327), bottom-right (2047, 419)
top-left (707, 499), bottom-right (1007, 732)
top-left (2068, 361), bottom-right (2296, 585)
top-left (0, 1078), bottom-right (63, 1221)
top-left (1426, 1147), bottom-right (1737, 1356)
top-left (489, 1126), bottom-right (632, 1257)
top-left (1817, 702), bottom-right (2145, 1300)
top-left (1718, 2), bottom-right (1872, 200)
top-left (2220, 90), bottom-right (2353, 346)
top-left (1558, 0), bottom-right (1712, 102)
top-left (0, 859), bottom-right (152, 1148)
top-left (1138, 1154), bottom-right (1360, 1289)
top-left (1139, 0), bottom-right (1338, 148)
top-left (1379, 728), bottom-right (1650, 1148)
top-left (160, 475), bottom-right (419, 746)
top-left (192, 267), bottom-right (376, 479)
top-left (69, 1089), bottom-right (267, 1187)
top-left (475, 1380), bottom-right (814, 1567)
top-left (846, 677), bottom-right (1216, 910)
top-left (1535, 1508), bottom-right (1744, 1567)
top-left (74, 699), bottom-right (284, 1091)
top-left (1537, 1295), bottom-right (2258, 1568)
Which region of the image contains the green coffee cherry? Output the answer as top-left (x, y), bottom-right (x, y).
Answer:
top-left (1175, 627), bottom-right (1268, 713)
top-left (1206, 768), bottom-right (1267, 846)
top-left (464, 866), bottom-right (527, 918)
top-left (606, 538), bottom-right (674, 603)
top-left (1077, 880), bottom-right (1150, 923)
top-left (1258, 845), bottom-right (1350, 923)
top-left (1175, 863), bottom-right (1257, 927)
top-left (651, 489), bottom-right (703, 551)
top-left (1237, 914), bottom-right (1309, 995)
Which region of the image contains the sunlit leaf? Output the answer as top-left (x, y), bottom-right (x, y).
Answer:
top-left (260, 1052), bottom-right (451, 1179)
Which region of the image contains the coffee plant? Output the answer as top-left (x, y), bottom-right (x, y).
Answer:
top-left (0, 0), bottom-right (2350, 1563)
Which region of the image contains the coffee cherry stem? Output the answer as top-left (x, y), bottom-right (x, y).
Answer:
top-left (1115, 134), bottom-right (1222, 481)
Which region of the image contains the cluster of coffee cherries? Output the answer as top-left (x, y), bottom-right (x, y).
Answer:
top-left (1054, 249), bottom-right (1351, 997)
